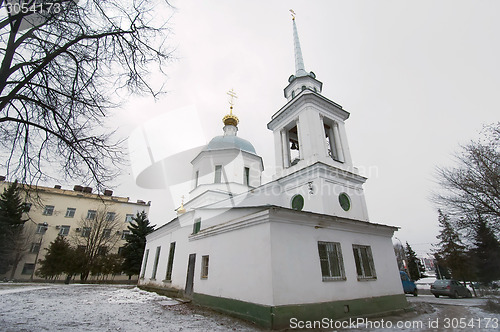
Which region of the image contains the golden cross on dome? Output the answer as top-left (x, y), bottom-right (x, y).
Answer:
top-left (290, 9), bottom-right (296, 20)
top-left (227, 89), bottom-right (238, 110)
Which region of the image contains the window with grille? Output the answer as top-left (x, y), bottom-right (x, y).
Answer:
top-left (165, 242), bottom-right (176, 281)
top-left (352, 245), bottom-right (376, 280)
top-left (125, 214), bottom-right (134, 223)
top-left (140, 249), bottom-right (149, 278)
top-left (151, 246), bottom-right (161, 279)
top-left (317, 241), bottom-right (346, 281)
top-left (201, 255), bottom-right (209, 279)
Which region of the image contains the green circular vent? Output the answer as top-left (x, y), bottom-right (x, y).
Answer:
top-left (339, 193), bottom-right (351, 211)
top-left (291, 194), bottom-right (304, 211)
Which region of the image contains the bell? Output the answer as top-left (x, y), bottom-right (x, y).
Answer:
top-left (290, 141), bottom-right (299, 150)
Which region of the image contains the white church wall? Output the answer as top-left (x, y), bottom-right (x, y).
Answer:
top-left (269, 219), bottom-right (402, 306)
top-left (190, 221), bottom-right (275, 306)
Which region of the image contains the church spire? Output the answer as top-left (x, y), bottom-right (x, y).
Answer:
top-left (290, 10), bottom-right (308, 78)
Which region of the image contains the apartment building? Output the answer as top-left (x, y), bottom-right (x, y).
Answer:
top-left (0, 178), bottom-right (150, 281)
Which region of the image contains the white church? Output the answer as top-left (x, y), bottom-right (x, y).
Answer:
top-left (138, 15), bottom-right (408, 329)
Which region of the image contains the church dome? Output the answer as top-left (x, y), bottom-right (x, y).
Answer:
top-left (203, 135), bottom-right (256, 154)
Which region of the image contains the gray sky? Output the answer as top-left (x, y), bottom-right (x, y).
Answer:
top-left (112, 0), bottom-right (500, 257)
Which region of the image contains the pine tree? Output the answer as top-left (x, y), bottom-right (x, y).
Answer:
top-left (405, 242), bottom-right (423, 280)
top-left (0, 181), bottom-right (28, 274)
top-left (121, 211), bottom-right (155, 278)
top-left (434, 210), bottom-right (468, 280)
top-left (471, 215), bottom-right (500, 284)
top-left (37, 236), bottom-right (75, 279)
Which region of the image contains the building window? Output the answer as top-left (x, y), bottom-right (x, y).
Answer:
top-left (102, 229), bottom-right (111, 238)
top-left (58, 225), bottom-right (70, 236)
top-left (125, 214), bottom-right (134, 223)
top-left (165, 242), bottom-right (176, 281)
top-left (121, 230), bottom-right (130, 240)
top-left (353, 245), bottom-right (376, 280)
top-left (318, 241), bottom-right (346, 281)
top-left (97, 246), bottom-right (107, 256)
top-left (43, 205), bottom-right (54, 216)
top-left (339, 193), bottom-right (351, 211)
top-left (65, 208), bottom-right (76, 218)
top-left (81, 227), bottom-right (91, 237)
top-left (105, 212), bottom-right (116, 221)
top-left (214, 165), bottom-right (222, 183)
top-left (118, 246), bottom-right (125, 256)
top-left (192, 218), bottom-right (201, 234)
top-left (194, 170), bottom-right (199, 188)
top-left (291, 194), bottom-right (304, 211)
top-left (151, 246), bottom-right (161, 279)
top-left (86, 210), bottom-right (97, 220)
top-left (291, 90), bottom-right (295, 98)
top-left (21, 263), bottom-right (35, 275)
top-left (36, 223), bottom-right (47, 234)
top-left (201, 255), bottom-right (209, 279)
top-left (30, 242), bottom-right (40, 253)
top-left (140, 249), bottom-right (149, 278)
top-left (243, 167), bottom-right (250, 186)
top-left (23, 203), bottom-right (32, 212)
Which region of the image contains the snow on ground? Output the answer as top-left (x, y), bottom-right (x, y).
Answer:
top-left (0, 283), bottom-right (499, 331)
top-left (0, 283), bottom-right (261, 332)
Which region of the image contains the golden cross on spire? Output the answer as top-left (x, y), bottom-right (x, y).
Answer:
top-left (227, 88), bottom-right (238, 112)
top-left (290, 9), bottom-right (296, 20)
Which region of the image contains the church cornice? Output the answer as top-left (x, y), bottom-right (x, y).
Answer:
top-left (267, 90), bottom-right (350, 131)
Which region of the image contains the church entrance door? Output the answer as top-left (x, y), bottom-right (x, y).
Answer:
top-left (184, 253), bottom-right (196, 297)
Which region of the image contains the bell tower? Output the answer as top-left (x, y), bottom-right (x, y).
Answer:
top-left (267, 11), bottom-right (369, 221)
top-left (268, 12), bottom-right (353, 177)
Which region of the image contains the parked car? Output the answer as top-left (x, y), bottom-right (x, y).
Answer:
top-left (400, 271), bottom-right (418, 296)
top-left (430, 279), bottom-right (472, 298)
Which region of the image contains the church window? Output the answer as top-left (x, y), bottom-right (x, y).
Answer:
top-left (214, 165), bottom-right (222, 183)
top-left (201, 255), bottom-right (209, 279)
top-left (318, 242), bottom-right (346, 281)
top-left (193, 218), bottom-right (201, 234)
top-left (140, 249), bottom-right (149, 278)
top-left (151, 246), bottom-right (161, 280)
top-left (339, 193), bottom-right (351, 211)
top-left (291, 90), bottom-right (295, 98)
top-left (324, 123), bottom-right (339, 161)
top-left (301, 85), bottom-right (306, 91)
top-left (165, 242), bottom-right (176, 281)
top-left (291, 194), bottom-right (304, 211)
top-left (352, 245), bottom-right (376, 280)
top-left (243, 167), bottom-right (250, 186)
top-left (194, 170), bottom-right (199, 188)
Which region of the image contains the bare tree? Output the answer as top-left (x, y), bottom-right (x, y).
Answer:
top-left (71, 207), bottom-right (122, 280)
top-left (433, 123), bottom-right (500, 235)
top-left (0, 0), bottom-right (173, 191)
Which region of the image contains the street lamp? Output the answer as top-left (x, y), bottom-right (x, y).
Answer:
top-left (30, 222), bottom-right (48, 281)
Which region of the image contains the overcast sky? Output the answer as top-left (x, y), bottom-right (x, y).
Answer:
top-left (111, 0), bottom-right (500, 257)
